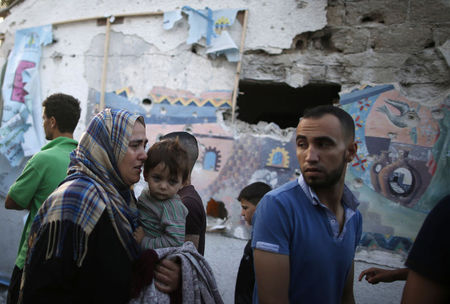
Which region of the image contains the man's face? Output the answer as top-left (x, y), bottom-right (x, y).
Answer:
top-left (145, 163), bottom-right (183, 201)
top-left (42, 107), bottom-right (53, 140)
top-left (296, 114), bottom-right (356, 190)
top-left (118, 122), bottom-right (148, 186)
top-left (240, 199), bottom-right (256, 225)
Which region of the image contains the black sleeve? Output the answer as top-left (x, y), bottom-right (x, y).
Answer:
top-left (183, 195), bottom-right (204, 236)
top-left (405, 195), bottom-right (450, 286)
top-left (21, 213), bottom-right (133, 304)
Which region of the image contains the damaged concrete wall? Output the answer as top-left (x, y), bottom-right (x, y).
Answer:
top-left (0, 0), bottom-right (328, 140)
top-left (242, 0), bottom-right (450, 104)
top-left (0, 0), bottom-right (449, 279)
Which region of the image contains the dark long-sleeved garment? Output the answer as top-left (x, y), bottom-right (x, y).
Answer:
top-left (21, 213), bottom-right (133, 304)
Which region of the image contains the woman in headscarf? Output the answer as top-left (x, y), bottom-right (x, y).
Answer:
top-left (20, 109), bottom-right (148, 303)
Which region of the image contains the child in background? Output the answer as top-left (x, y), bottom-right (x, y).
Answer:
top-left (133, 139), bottom-right (190, 249)
top-left (234, 182), bottom-right (272, 304)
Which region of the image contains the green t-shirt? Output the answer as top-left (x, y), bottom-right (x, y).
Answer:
top-left (8, 136), bottom-right (78, 269)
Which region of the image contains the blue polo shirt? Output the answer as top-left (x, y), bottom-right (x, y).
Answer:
top-left (251, 176), bottom-right (362, 304)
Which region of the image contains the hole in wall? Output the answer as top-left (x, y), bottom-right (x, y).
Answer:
top-left (361, 12), bottom-right (384, 24)
top-left (424, 40), bottom-right (435, 49)
top-left (236, 80), bottom-right (341, 129)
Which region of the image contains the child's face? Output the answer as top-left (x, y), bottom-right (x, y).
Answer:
top-left (145, 162), bottom-right (183, 201)
top-left (240, 199), bottom-right (257, 225)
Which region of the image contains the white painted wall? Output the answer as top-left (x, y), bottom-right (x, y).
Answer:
top-left (0, 0), bottom-right (327, 135)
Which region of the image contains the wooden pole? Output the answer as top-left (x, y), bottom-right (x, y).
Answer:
top-left (231, 9), bottom-right (249, 124)
top-left (99, 16), bottom-right (111, 111)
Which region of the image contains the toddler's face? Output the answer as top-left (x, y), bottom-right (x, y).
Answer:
top-left (145, 162), bottom-right (183, 201)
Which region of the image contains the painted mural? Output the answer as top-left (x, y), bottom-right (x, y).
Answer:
top-left (90, 84), bottom-right (449, 254)
top-left (341, 85), bottom-right (450, 253)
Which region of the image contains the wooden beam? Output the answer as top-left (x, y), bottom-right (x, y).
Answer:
top-left (231, 9), bottom-right (249, 124)
top-left (99, 16), bottom-right (111, 111)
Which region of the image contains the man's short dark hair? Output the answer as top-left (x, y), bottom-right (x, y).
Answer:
top-left (160, 132), bottom-right (199, 171)
top-left (237, 182), bottom-right (272, 206)
top-left (302, 105), bottom-right (355, 141)
top-left (144, 139), bottom-right (190, 184)
top-left (42, 93), bottom-right (81, 133)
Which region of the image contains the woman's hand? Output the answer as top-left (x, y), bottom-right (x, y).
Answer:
top-left (154, 258), bottom-right (181, 293)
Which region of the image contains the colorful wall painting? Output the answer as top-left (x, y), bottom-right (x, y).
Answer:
top-left (0, 25), bottom-right (51, 167)
top-left (341, 85), bottom-right (449, 253)
top-left (90, 84), bottom-right (449, 254)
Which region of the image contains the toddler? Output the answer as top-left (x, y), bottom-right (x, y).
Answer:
top-left (134, 139), bottom-right (190, 249)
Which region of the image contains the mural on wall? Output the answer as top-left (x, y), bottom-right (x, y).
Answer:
top-left (0, 25), bottom-right (52, 197)
top-left (341, 84), bottom-right (450, 253)
top-left (91, 84), bottom-right (449, 255)
top-left (0, 25), bottom-right (51, 167)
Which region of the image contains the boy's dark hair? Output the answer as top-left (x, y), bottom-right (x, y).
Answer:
top-left (144, 139), bottom-right (190, 184)
top-left (160, 132), bottom-right (198, 171)
top-left (42, 93), bottom-right (81, 133)
top-left (237, 182), bottom-right (272, 206)
top-left (302, 105), bottom-right (355, 142)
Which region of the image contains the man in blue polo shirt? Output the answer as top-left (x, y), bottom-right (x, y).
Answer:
top-left (252, 105), bottom-right (362, 304)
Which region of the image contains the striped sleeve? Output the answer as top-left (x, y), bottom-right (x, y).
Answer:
top-left (140, 197), bottom-right (188, 249)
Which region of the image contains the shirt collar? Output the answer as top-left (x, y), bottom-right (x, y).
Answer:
top-left (297, 174), bottom-right (359, 211)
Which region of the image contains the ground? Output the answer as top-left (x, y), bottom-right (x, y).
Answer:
top-left (0, 232), bottom-right (405, 304)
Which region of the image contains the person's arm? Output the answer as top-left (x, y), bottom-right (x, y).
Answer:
top-left (140, 223), bottom-right (185, 249)
top-left (401, 269), bottom-right (448, 303)
top-left (182, 195), bottom-right (204, 251)
top-left (6, 161), bottom-right (41, 211)
top-left (154, 258), bottom-right (181, 293)
top-left (140, 202), bottom-right (187, 249)
top-left (184, 234), bottom-right (199, 248)
top-left (5, 194), bottom-right (26, 210)
top-left (341, 261), bottom-right (356, 304)
top-left (359, 267), bottom-right (409, 284)
top-left (253, 249), bottom-right (289, 304)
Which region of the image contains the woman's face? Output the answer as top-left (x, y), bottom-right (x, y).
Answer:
top-left (118, 122), bottom-right (148, 186)
top-left (240, 199), bottom-right (257, 225)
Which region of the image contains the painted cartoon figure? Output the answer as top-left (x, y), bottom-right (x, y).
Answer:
top-left (377, 99), bottom-right (421, 128)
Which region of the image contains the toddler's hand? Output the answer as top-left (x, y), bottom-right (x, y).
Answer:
top-left (133, 226), bottom-right (145, 244)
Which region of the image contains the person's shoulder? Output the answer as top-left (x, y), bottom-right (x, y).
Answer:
top-left (265, 180), bottom-right (301, 200)
top-left (179, 185), bottom-right (203, 205)
top-left (179, 185), bottom-right (201, 198)
top-left (257, 180), bottom-right (302, 211)
top-left (51, 176), bottom-right (98, 201)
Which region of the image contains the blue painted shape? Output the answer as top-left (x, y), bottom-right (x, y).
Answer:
top-left (272, 151), bottom-right (283, 165)
top-left (203, 151), bottom-right (217, 171)
top-left (410, 127), bottom-right (418, 144)
top-left (182, 6), bottom-right (217, 45)
top-left (340, 84), bottom-right (394, 105)
top-left (359, 232), bottom-right (413, 253)
top-left (94, 91), bottom-right (146, 116)
top-left (145, 104), bottom-right (217, 124)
